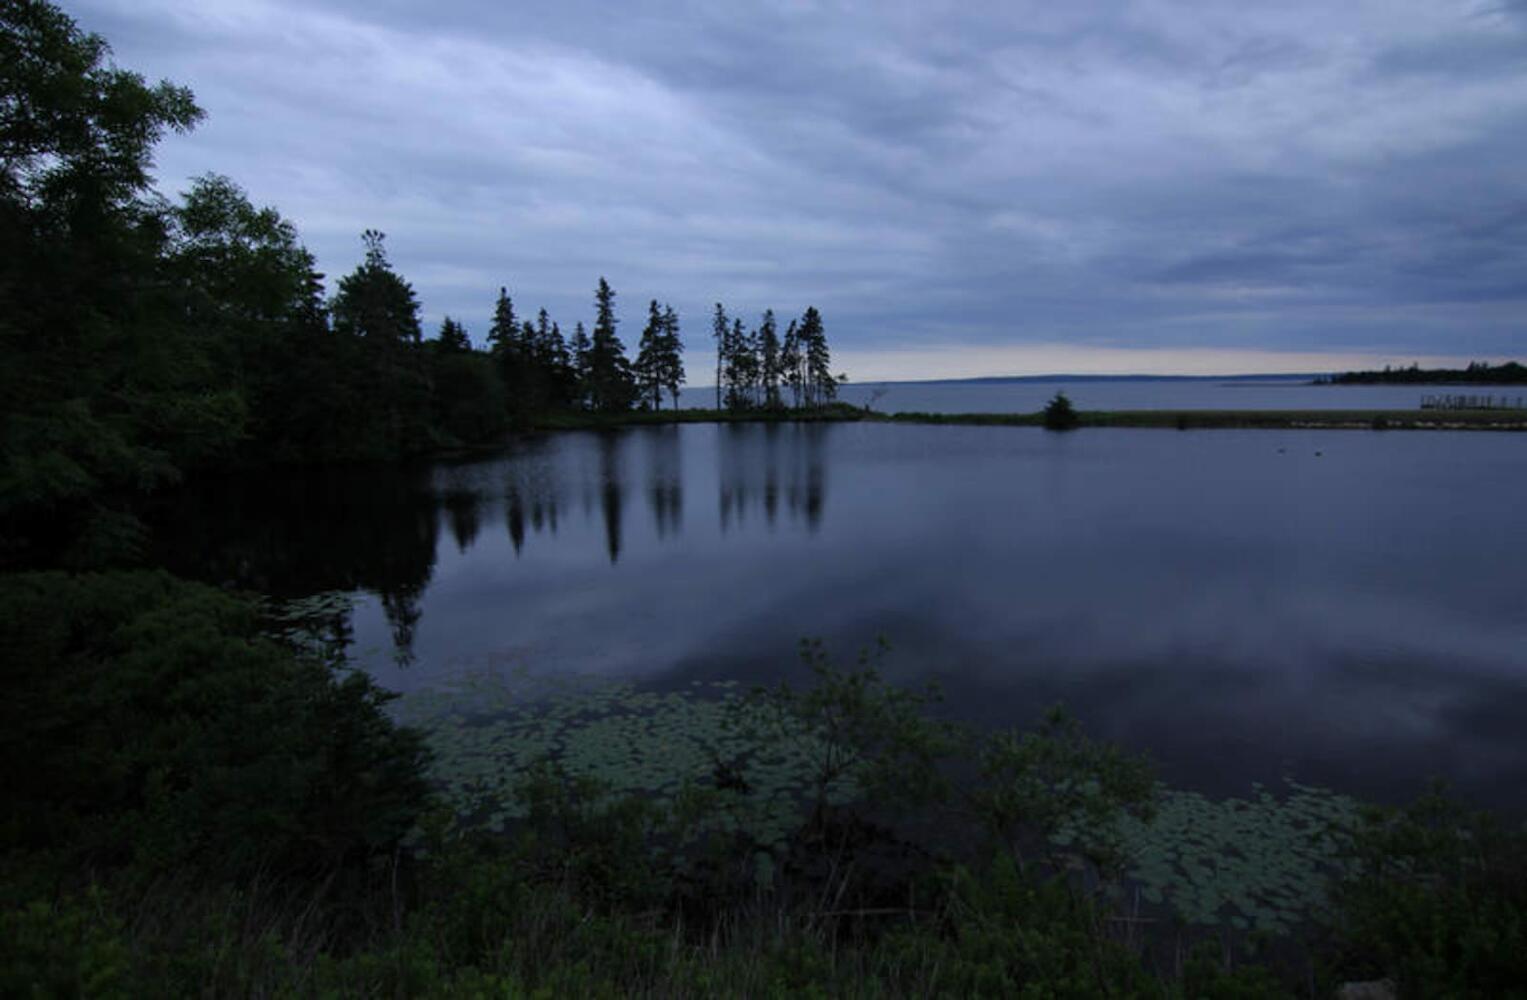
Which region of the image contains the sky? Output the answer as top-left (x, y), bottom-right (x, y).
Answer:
top-left (67, 0), bottom-right (1527, 381)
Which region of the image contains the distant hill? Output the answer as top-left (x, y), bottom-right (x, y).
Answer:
top-left (1323, 362), bottom-right (1527, 386)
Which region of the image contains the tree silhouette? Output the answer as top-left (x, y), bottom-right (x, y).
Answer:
top-left (781, 319), bottom-right (803, 407)
top-left (634, 299), bottom-right (666, 409)
top-left (433, 316), bottom-right (470, 353)
top-left (570, 321), bottom-right (592, 409)
top-left (659, 303), bottom-right (685, 409)
top-left (586, 278), bottom-right (636, 412)
top-left (759, 309), bottom-right (782, 409)
top-left (330, 231), bottom-right (432, 452)
top-left (1043, 391), bottom-right (1080, 430)
top-left (799, 306), bottom-right (835, 407)
top-left (711, 303), bottom-right (729, 411)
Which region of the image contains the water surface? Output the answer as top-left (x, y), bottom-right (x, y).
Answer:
top-left (157, 422), bottom-right (1527, 813)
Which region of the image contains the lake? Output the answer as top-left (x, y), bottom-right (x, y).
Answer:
top-left (155, 418), bottom-right (1527, 814)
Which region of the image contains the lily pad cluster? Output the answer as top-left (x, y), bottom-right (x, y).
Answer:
top-left (1115, 781), bottom-right (1360, 933)
top-left (394, 671), bottom-right (857, 858)
top-left (397, 670), bottom-right (1364, 927)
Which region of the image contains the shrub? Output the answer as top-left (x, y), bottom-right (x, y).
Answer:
top-left (0, 570), bottom-right (431, 879)
top-left (1325, 786), bottom-right (1527, 995)
top-left (968, 706), bottom-right (1156, 876)
top-left (1044, 392), bottom-right (1080, 430)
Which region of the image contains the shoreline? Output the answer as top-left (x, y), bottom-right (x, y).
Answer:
top-left (879, 408), bottom-right (1527, 430)
top-left (519, 405), bottom-right (1527, 432)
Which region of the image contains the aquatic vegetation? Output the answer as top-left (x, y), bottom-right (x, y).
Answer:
top-left (400, 666), bottom-right (1362, 937)
top-left (1113, 781), bottom-right (1360, 933)
top-left (395, 670), bottom-right (859, 866)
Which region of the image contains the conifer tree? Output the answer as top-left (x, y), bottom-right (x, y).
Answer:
top-left (486, 287), bottom-right (517, 356)
top-left (798, 306), bottom-right (835, 407)
top-left (331, 231), bottom-right (431, 449)
top-left (711, 303), bottom-right (729, 411)
top-left (587, 277), bottom-right (635, 412)
top-left (759, 309), bottom-right (781, 409)
top-left (781, 318), bottom-right (803, 408)
top-left (532, 308), bottom-right (555, 364)
top-left (547, 320), bottom-right (575, 407)
top-left (634, 299), bottom-right (665, 409)
top-left (332, 231), bottom-right (422, 346)
top-left (550, 321), bottom-right (567, 365)
top-left (433, 316), bottom-right (470, 352)
top-left (722, 318), bottom-right (741, 410)
top-left (724, 317), bottom-right (760, 410)
top-left (570, 321), bottom-right (592, 409)
top-left (659, 304), bottom-right (685, 410)
top-left (485, 285), bottom-right (532, 420)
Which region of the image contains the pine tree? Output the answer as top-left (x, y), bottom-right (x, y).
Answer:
top-left (434, 316), bottom-right (470, 352)
top-left (724, 317), bottom-right (759, 410)
top-left (486, 287), bottom-right (517, 356)
top-left (331, 231), bottom-right (422, 346)
top-left (587, 277), bottom-right (635, 412)
top-left (486, 285), bottom-right (532, 421)
top-left (547, 320), bottom-right (575, 407)
top-left (634, 299), bottom-right (665, 409)
top-left (711, 303), bottom-right (728, 411)
top-left (331, 231), bottom-right (431, 449)
top-left (659, 303), bottom-right (685, 410)
top-left (570, 321), bottom-right (592, 409)
top-left (781, 318), bottom-right (803, 408)
top-left (799, 306), bottom-right (835, 407)
top-left (744, 320), bottom-right (763, 408)
top-left (540, 311), bottom-right (558, 366)
top-left (723, 318), bottom-right (742, 410)
top-left (758, 309), bottom-right (781, 409)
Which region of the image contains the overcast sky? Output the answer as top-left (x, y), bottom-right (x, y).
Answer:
top-left (69, 0), bottom-right (1527, 379)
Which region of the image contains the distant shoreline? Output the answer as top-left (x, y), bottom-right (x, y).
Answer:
top-left (878, 409), bottom-right (1527, 431)
top-left (522, 404), bottom-right (1527, 433)
top-left (1318, 361), bottom-right (1527, 386)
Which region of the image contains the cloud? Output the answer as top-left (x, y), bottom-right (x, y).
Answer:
top-left (71, 0), bottom-right (1527, 373)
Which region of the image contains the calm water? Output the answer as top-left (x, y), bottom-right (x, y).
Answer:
top-left (675, 377), bottom-right (1527, 414)
top-left (156, 421), bottom-right (1527, 813)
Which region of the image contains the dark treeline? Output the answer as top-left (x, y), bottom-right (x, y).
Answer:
top-left (1323, 360), bottom-right (1527, 384)
top-left (711, 302), bottom-right (841, 410)
top-left (0, 0), bottom-right (836, 570)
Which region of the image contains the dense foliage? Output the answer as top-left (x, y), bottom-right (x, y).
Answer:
top-left (0, 571), bottom-right (429, 884)
top-left (0, 0), bottom-right (839, 569)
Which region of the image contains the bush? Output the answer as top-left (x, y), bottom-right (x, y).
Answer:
top-left (1044, 392), bottom-right (1080, 430)
top-left (1325, 786), bottom-right (1527, 995)
top-left (0, 570), bottom-right (431, 879)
